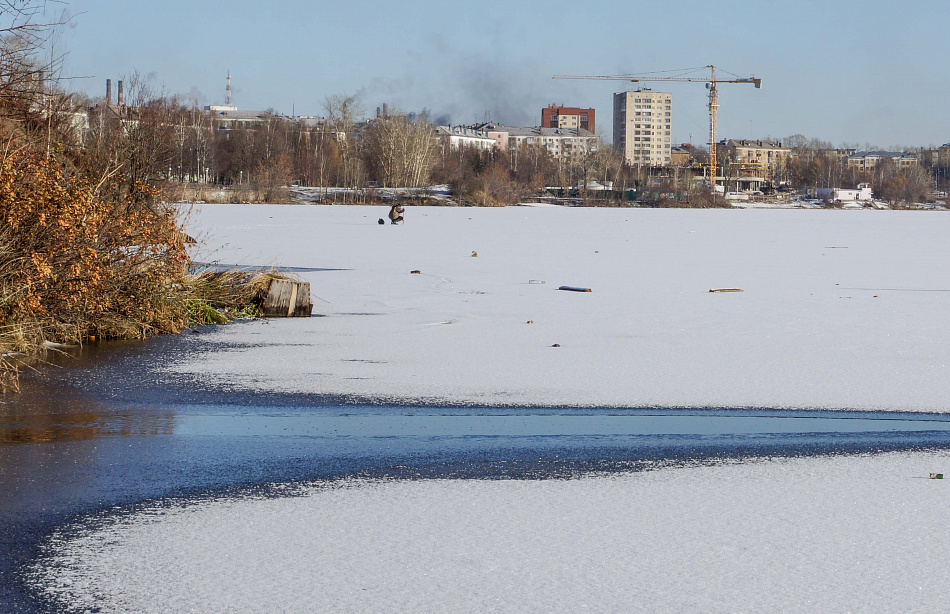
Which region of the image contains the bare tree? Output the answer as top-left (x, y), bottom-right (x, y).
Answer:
top-left (362, 112), bottom-right (437, 189)
top-left (324, 93), bottom-right (364, 201)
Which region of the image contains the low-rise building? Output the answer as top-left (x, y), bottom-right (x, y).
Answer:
top-left (205, 105), bottom-right (274, 130)
top-left (816, 183), bottom-right (873, 202)
top-left (462, 123), bottom-right (599, 159)
top-left (435, 125), bottom-right (497, 151)
top-left (717, 139), bottom-right (791, 189)
top-left (670, 145), bottom-right (691, 166)
top-left (846, 150), bottom-right (918, 170)
top-left (504, 126), bottom-right (599, 158)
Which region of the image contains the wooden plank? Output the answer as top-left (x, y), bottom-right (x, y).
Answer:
top-left (263, 279), bottom-right (313, 317)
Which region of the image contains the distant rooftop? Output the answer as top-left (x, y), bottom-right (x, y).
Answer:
top-left (469, 123), bottom-right (595, 138)
top-left (847, 150), bottom-right (916, 159)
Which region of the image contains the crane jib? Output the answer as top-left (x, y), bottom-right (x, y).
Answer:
top-left (551, 67), bottom-right (762, 185)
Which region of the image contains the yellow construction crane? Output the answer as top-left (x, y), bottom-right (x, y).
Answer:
top-left (553, 65), bottom-right (761, 185)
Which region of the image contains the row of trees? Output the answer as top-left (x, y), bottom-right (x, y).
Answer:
top-left (19, 64), bottom-right (941, 207)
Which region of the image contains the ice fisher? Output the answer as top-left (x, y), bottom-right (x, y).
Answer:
top-left (389, 204), bottom-right (405, 224)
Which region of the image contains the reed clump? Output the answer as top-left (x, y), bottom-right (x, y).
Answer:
top-left (0, 148), bottom-right (290, 390)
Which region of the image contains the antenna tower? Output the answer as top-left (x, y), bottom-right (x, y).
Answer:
top-left (226, 70), bottom-right (232, 106)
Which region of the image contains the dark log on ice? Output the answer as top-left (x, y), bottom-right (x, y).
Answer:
top-left (263, 279), bottom-right (313, 317)
top-left (558, 286), bottom-right (592, 293)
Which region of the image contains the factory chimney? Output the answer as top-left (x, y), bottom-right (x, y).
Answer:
top-left (106, 79), bottom-right (112, 105)
top-left (117, 80), bottom-right (124, 106)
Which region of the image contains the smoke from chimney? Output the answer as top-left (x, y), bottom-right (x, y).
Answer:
top-left (117, 80), bottom-right (124, 106)
top-left (106, 79), bottom-right (112, 105)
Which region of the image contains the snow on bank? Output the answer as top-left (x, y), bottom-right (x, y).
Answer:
top-left (177, 205), bottom-right (950, 411)
top-left (33, 450), bottom-right (950, 613)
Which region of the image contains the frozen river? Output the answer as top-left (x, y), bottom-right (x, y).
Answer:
top-left (5, 205), bottom-right (950, 611)
top-left (2, 338), bottom-right (950, 611)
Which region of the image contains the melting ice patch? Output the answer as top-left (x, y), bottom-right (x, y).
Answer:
top-left (32, 450), bottom-right (950, 612)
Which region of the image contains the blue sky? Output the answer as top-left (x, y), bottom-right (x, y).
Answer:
top-left (55, 0), bottom-right (950, 148)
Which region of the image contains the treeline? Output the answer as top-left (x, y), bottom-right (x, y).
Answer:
top-left (75, 88), bottom-right (717, 206)
top-left (780, 135), bottom-right (935, 205)
top-left (72, 86), bottom-right (940, 207)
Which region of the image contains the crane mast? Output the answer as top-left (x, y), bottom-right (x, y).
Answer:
top-left (553, 65), bottom-right (760, 186)
top-left (708, 65), bottom-right (718, 184)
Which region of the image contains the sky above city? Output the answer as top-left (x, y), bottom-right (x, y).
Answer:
top-left (51, 0), bottom-right (950, 148)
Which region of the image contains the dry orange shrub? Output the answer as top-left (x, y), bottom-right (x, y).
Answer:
top-left (0, 148), bottom-right (190, 349)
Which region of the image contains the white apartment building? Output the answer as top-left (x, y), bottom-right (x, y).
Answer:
top-left (613, 89), bottom-right (672, 166)
top-left (435, 125), bottom-right (497, 151)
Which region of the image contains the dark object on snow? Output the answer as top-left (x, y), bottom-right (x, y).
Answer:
top-left (263, 279), bottom-right (313, 317)
top-left (709, 288), bottom-right (743, 293)
top-left (551, 343), bottom-right (560, 347)
top-left (471, 251), bottom-right (478, 257)
top-left (389, 204), bottom-right (405, 224)
top-left (378, 218), bottom-right (385, 225)
top-left (558, 286), bottom-right (592, 293)
top-left (410, 270), bottom-right (421, 274)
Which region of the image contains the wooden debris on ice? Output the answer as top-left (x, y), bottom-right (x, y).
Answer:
top-left (263, 279), bottom-right (313, 317)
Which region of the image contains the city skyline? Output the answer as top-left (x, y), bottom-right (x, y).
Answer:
top-left (55, 0), bottom-right (950, 148)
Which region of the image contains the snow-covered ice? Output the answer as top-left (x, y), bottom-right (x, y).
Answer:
top-left (176, 205), bottom-right (950, 411)
top-left (29, 205), bottom-right (950, 612)
top-left (34, 451), bottom-right (950, 613)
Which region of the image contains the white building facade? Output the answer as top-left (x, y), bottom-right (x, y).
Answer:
top-left (613, 89), bottom-right (672, 166)
top-left (435, 126), bottom-right (497, 151)
top-left (816, 183), bottom-right (873, 202)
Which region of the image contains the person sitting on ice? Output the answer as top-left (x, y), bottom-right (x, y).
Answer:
top-left (389, 204), bottom-right (405, 225)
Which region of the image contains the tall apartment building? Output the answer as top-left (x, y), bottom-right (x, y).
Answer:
top-left (612, 89), bottom-right (672, 166)
top-left (542, 104), bottom-right (595, 133)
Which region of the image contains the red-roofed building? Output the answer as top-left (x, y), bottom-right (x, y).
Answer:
top-left (541, 104), bottom-right (595, 134)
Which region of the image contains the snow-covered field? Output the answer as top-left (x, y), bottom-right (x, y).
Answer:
top-left (177, 204), bottom-right (950, 411)
top-left (30, 205), bottom-right (950, 612)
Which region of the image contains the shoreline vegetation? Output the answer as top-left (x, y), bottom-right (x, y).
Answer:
top-left (0, 2), bottom-right (298, 391)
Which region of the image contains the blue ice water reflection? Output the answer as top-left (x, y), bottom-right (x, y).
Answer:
top-left (175, 408), bottom-right (950, 440)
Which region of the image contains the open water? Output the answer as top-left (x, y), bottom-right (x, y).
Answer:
top-left (3, 335), bottom-right (950, 612)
